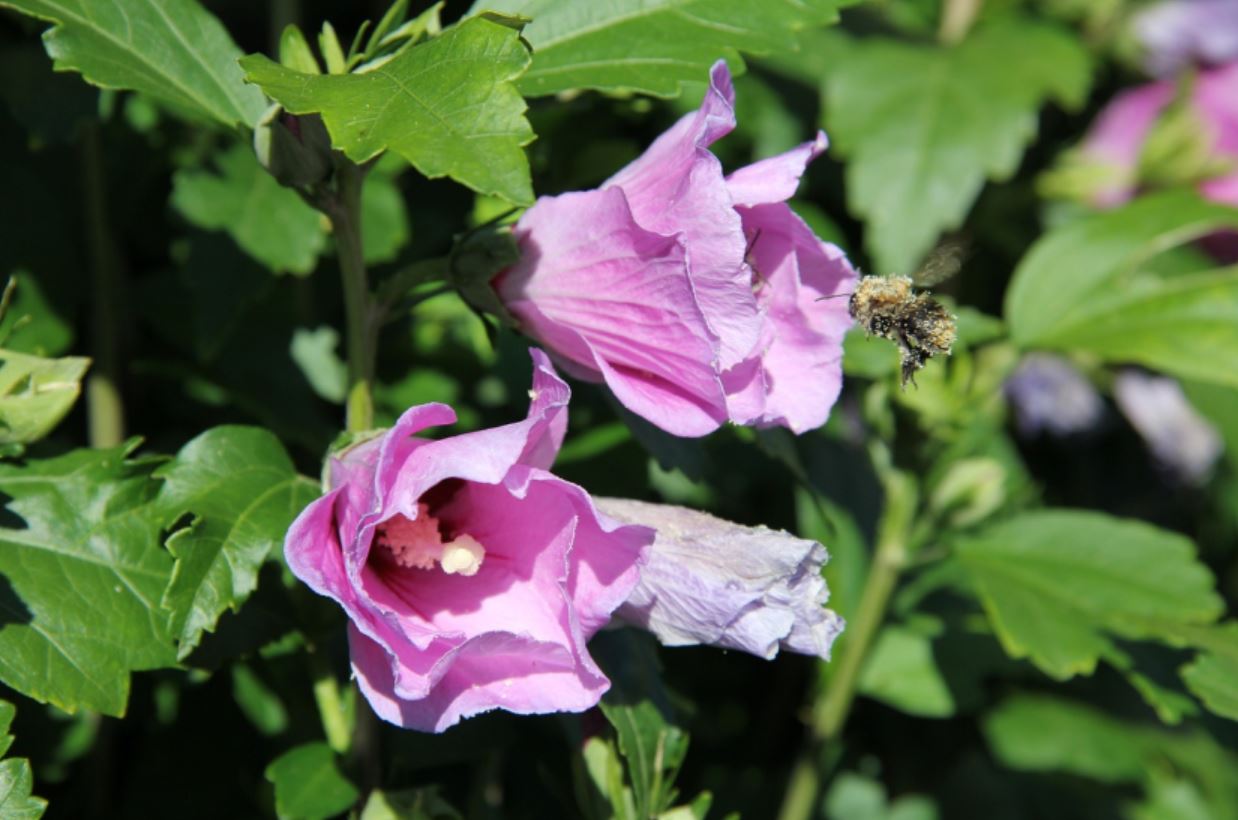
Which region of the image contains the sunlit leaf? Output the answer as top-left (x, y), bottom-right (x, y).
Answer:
top-left (475, 0), bottom-right (845, 98)
top-left (154, 426), bottom-right (319, 658)
top-left (1006, 192), bottom-right (1238, 387)
top-left (0, 0), bottom-right (267, 127)
top-left (0, 443), bottom-right (176, 715)
top-left (954, 510), bottom-right (1222, 679)
top-left (825, 18), bottom-right (1090, 274)
top-left (240, 17), bottom-right (534, 204)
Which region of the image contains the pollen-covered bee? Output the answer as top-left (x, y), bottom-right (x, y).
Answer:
top-left (824, 239), bottom-right (964, 388)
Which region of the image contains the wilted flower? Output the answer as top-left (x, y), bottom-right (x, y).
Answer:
top-left (1112, 370), bottom-right (1222, 484)
top-left (1133, 0), bottom-right (1238, 77)
top-left (1003, 353), bottom-right (1104, 437)
top-left (1049, 61), bottom-right (1238, 209)
top-left (492, 61), bottom-right (856, 437)
top-left (284, 350), bottom-right (653, 732)
top-left (596, 498), bottom-right (842, 660)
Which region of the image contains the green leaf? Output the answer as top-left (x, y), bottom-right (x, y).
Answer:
top-left (240, 17), bottom-right (534, 204)
top-left (154, 426), bottom-right (319, 658)
top-left (954, 510), bottom-right (1223, 680)
top-left (824, 772), bottom-right (938, 820)
top-left (231, 662), bottom-right (288, 736)
top-left (265, 742), bottom-right (359, 820)
top-left (476, 0), bottom-right (842, 98)
top-left (0, 0), bottom-right (267, 128)
top-left (858, 624), bottom-right (955, 718)
top-left (0, 349), bottom-right (89, 446)
top-left (824, 18), bottom-right (1090, 274)
top-left (1180, 625), bottom-right (1238, 722)
top-left (0, 701), bottom-right (46, 820)
top-left (171, 143), bottom-right (326, 275)
top-left (983, 695), bottom-right (1154, 783)
top-left (360, 787), bottom-right (463, 820)
top-left (0, 443), bottom-right (176, 716)
top-left (361, 168), bottom-right (410, 265)
top-left (1006, 192), bottom-right (1238, 387)
top-left (985, 694), bottom-right (1238, 813)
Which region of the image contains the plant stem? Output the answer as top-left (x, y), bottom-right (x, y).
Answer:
top-left (938, 0), bottom-right (984, 44)
top-left (776, 471), bottom-right (917, 820)
top-left (81, 122), bottom-right (126, 449)
top-left (328, 161), bottom-right (376, 433)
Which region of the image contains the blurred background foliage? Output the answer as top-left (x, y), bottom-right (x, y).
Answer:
top-left (0, 0), bottom-right (1237, 818)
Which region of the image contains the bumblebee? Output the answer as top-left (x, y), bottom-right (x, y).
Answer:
top-left (848, 275), bottom-right (957, 387)
top-left (826, 240), bottom-right (964, 387)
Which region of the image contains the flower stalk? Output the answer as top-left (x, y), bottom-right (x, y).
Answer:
top-left (777, 467), bottom-right (917, 820)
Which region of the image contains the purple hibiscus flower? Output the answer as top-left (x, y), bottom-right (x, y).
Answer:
top-left (493, 61), bottom-right (857, 437)
top-left (284, 350), bottom-right (653, 732)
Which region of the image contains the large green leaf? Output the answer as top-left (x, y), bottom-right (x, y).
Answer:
top-left (171, 143), bottom-right (326, 276)
top-left (954, 510), bottom-right (1222, 680)
top-left (824, 19), bottom-right (1089, 274)
top-left (1006, 192), bottom-right (1238, 387)
top-left (265, 742), bottom-right (359, 820)
top-left (0, 701), bottom-right (45, 820)
top-left (240, 17), bottom-right (534, 204)
top-left (0, 0), bottom-right (267, 128)
top-left (154, 426), bottom-right (319, 658)
top-left (474, 0), bottom-right (844, 98)
top-left (0, 443), bottom-right (176, 716)
top-left (0, 349), bottom-right (89, 447)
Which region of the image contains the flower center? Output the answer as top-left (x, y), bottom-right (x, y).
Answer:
top-left (374, 504), bottom-right (486, 576)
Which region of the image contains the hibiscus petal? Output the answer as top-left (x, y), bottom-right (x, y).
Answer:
top-left (730, 204), bottom-right (856, 433)
top-left (597, 498), bottom-right (844, 660)
top-left (726, 131), bottom-right (829, 207)
top-left (605, 60), bottom-right (761, 369)
top-left (350, 625), bottom-right (608, 732)
top-left (498, 187), bottom-right (729, 435)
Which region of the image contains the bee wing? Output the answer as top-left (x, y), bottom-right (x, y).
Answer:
top-left (912, 237), bottom-right (968, 287)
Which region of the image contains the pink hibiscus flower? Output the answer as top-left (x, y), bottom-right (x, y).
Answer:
top-left (284, 350), bottom-right (653, 732)
top-left (493, 61), bottom-right (857, 437)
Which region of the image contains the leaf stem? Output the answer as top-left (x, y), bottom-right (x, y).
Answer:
top-left (776, 469), bottom-right (917, 820)
top-left (326, 161), bottom-right (377, 433)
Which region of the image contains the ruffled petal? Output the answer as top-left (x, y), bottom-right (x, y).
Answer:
top-left (598, 498), bottom-right (844, 660)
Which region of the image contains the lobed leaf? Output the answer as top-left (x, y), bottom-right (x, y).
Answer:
top-left (0, 0), bottom-right (267, 128)
top-left (475, 0), bottom-right (846, 98)
top-left (0, 443), bottom-right (176, 716)
top-left (1006, 191), bottom-right (1238, 387)
top-left (240, 17), bottom-right (534, 204)
top-left (154, 426), bottom-right (319, 659)
top-left (954, 509), bottom-right (1223, 680)
top-left (824, 18), bottom-right (1090, 274)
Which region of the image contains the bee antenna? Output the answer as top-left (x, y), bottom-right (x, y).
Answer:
top-left (815, 292), bottom-right (851, 302)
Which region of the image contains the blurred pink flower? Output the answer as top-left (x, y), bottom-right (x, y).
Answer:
top-left (284, 350), bottom-right (652, 732)
top-left (493, 61), bottom-right (856, 437)
top-left (1134, 0), bottom-right (1238, 77)
top-left (1079, 61), bottom-right (1238, 208)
